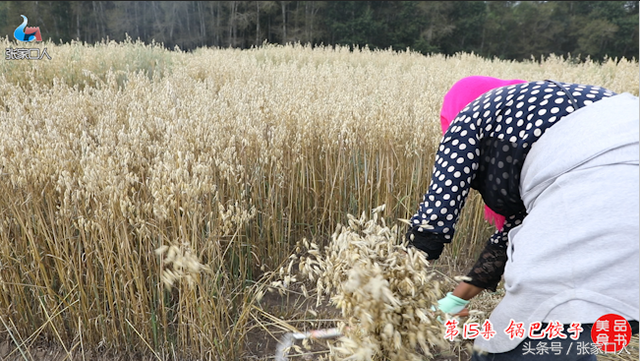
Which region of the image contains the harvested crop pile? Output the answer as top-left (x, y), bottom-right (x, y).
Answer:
top-left (271, 205), bottom-right (454, 361)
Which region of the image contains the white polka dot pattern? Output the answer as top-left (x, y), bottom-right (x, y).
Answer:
top-left (410, 81), bottom-right (615, 244)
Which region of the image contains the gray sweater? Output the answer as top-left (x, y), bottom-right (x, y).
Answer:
top-left (474, 93), bottom-right (640, 353)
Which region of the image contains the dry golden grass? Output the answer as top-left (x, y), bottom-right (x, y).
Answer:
top-left (265, 207), bottom-right (639, 361)
top-left (268, 206), bottom-right (448, 361)
top-left (0, 38), bottom-right (637, 360)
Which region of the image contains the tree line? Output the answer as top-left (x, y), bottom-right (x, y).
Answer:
top-left (1, 1), bottom-right (638, 62)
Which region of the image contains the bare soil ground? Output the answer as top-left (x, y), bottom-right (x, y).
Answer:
top-left (0, 340), bottom-right (157, 361)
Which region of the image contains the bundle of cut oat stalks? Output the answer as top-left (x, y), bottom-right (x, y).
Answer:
top-left (271, 205), bottom-right (455, 361)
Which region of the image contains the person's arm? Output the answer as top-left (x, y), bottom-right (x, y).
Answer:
top-left (407, 104), bottom-right (483, 258)
top-left (437, 283), bottom-right (482, 317)
top-left (436, 213), bottom-right (524, 316)
top-left (461, 212), bottom-right (525, 293)
top-left (452, 281), bottom-right (484, 300)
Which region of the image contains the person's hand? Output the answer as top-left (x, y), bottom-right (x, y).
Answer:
top-left (405, 228), bottom-right (444, 260)
top-left (437, 292), bottom-right (470, 315)
top-left (430, 292), bottom-right (470, 323)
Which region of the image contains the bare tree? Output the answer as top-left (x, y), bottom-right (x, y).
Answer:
top-left (228, 1), bottom-right (238, 47)
top-left (281, 1), bottom-right (286, 43)
top-left (256, 1), bottom-right (260, 45)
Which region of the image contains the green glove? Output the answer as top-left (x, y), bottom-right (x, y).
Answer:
top-left (437, 292), bottom-right (470, 315)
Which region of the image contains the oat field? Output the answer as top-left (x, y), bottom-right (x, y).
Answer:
top-left (0, 39), bottom-right (637, 360)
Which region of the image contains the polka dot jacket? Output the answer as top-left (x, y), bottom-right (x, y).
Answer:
top-left (408, 80), bottom-right (617, 290)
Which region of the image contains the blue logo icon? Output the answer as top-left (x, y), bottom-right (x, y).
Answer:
top-left (14, 15), bottom-right (42, 42)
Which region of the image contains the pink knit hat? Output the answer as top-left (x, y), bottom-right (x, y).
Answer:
top-left (440, 76), bottom-right (527, 230)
